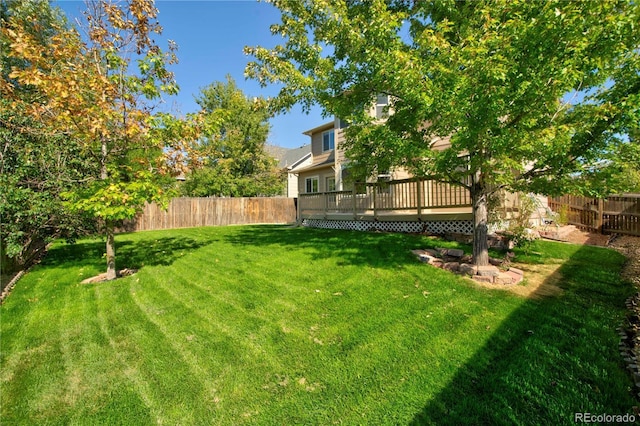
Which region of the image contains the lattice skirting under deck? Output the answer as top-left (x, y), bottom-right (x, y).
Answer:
top-left (301, 219), bottom-right (473, 235)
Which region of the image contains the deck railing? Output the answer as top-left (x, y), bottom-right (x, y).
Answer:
top-left (298, 178), bottom-right (472, 220)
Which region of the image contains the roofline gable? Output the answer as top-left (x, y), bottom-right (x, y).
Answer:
top-left (302, 121), bottom-right (335, 136)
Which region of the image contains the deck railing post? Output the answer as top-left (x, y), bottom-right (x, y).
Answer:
top-left (416, 179), bottom-right (422, 220)
top-left (352, 187), bottom-right (357, 220)
top-left (372, 183), bottom-right (378, 220)
top-left (323, 192), bottom-right (328, 219)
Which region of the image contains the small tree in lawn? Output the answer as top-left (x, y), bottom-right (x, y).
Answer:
top-left (2, 0), bottom-right (184, 280)
top-left (246, 0), bottom-right (640, 266)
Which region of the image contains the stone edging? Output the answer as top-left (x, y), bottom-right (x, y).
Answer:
top-left (411, 248), bottom-right (524, 284)
top-left (0, 270), bottom-right (26, 304)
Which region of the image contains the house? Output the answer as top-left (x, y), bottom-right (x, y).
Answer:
top-left (293, 94), bottom-right (540, 235)
top-left (294, 111), bottom-right (477, 234)
top-left (266, 144), bottom-right (312, 198)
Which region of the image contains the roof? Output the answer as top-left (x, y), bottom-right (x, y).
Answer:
top-left (266, 144), bottom-right (312, 169)
top-left (294, 151), bottom-right (335, 173)
top-left (302, 121), bottom-right (334, 136)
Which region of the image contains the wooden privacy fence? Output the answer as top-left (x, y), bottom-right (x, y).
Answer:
top-left (548, 194), bottom-right (640, 236)
top-left (299, 178), bottom-right (472, 219)
top-left (120, 197), bottom-right (297, 232)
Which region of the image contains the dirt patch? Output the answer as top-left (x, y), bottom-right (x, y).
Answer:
top-left (562, 227), bottom-right (613, 247)
top-left (81, 268), bottom-right (138, 284)
top-left (473, 226), bottom-right (639, 300)
top-left (470, 262), bottom-right (564, 299)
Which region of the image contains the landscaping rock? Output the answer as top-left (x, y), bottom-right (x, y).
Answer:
top-left (443, 262), bottom-right (460, 272)
top-left (505, 270), bottom-right (524, 284)
top-left (411, 248), bottom-right (528, 286)
top-left (461, 255), bottom-right (473, 264)
top-left (444, 232), bottom-right (474, 244)
top-left (508, 267), bottom-right (525, 276)
top-left (447, 249), bottom-right (465, 258)
top-left (430, 259), bottom-right (444, 268)
top-left (472, 275), bottom-right (494, 283)
top-left (488, 233), bottom-right (515, 250)
top-left (476, 265), bottom-right (500, 277)
top-left (495, 272), bottom-right (515, 285)
top-left (459, 263), bottom-right (478, 276)
top-left (489, 257), bottom-right (503, 266)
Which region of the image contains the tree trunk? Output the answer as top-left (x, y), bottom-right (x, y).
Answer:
top-left (105, 220), bottom-right (117, 280)
top-left (471, 173), bottom-right (490, 266)
top-left (101, 137), bottom-right (117, 280)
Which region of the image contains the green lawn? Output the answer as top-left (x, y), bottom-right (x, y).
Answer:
top-left (0, 225), bottom-right (636, 425)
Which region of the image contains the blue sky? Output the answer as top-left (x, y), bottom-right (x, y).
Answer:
top-left (57, 0), bottom-right (325, 149)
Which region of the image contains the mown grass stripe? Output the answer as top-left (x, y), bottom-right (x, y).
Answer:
top-left (1, 226), bottom-right (636, 425)
top-left (93, 278), bottom-right (215, 424)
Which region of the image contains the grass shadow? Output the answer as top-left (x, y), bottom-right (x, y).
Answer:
top-left (410, 241), bottom-right (637, 425)
top-left (42, 236), bottom-right (210, 272)
top-left (223, 225), bottom-right (473, 269)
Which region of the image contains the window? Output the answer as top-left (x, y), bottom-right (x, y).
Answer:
top-left (338, 118), bottom-right (349, 129)
top-left (377, 172), bottom-right (392, 194)
top-left (326, 177), bottom-right (336, 192)
top-left (375, 94), bottom-right (389, 120)
top-left (322, 130), bottom-right (335, 151)
top-left (305, 176), bottom-right (319, 193)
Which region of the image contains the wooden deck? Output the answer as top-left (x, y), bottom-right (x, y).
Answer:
top-left (298, 178), bottom-right (473, 222)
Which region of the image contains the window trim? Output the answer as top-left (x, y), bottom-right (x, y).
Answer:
top-left (326, 176), bottom-right (336, 192)
top-left (375, 94), bottom-right (389, 120)
top-left (322, 130), bottom-right (335, 152)
top-left (305, 176), bottom-right (319, 193)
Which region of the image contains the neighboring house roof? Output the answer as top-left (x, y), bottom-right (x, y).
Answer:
top-left (283, 145), bottom-right (312, 169)
top-left (266, 144), bottom-right (312, 169)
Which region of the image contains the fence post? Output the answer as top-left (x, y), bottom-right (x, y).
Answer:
top-left (596, 198), bottom-right (604, 233)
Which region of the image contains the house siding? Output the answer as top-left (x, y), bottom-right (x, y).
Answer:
top-left (287, 156), bottom-right (313, 198)
top-left (298, 168), bottom-right (335, 195)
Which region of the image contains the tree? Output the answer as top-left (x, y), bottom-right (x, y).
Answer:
top-left (0, 0), bottom-right (98, 277)
top-left (180, 76), bottom-right (284, 197)
top-left (1, 0), bottom-right (183, 279)
top-left (246, 0), bottom-right (640, 265)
